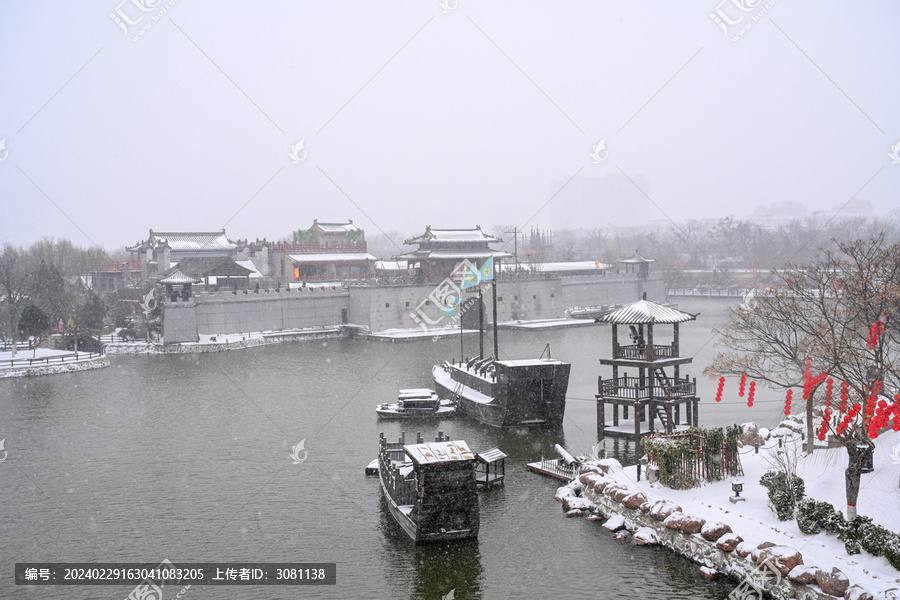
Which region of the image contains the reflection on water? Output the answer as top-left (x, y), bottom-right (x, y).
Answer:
top-left (0, 299), bottom-right (748, 600)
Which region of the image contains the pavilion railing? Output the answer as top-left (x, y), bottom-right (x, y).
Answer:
top-left (614, 343), bottom-right (676, 360)
top-left (599, 376), bottom-right (696, 400)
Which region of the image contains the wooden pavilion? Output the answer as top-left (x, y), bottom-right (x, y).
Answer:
top-left (594, 294), bottom-right (700, 440)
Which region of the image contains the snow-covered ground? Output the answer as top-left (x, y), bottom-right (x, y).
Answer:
top-left (617, 428), bottom-right (900, 596)
top-left (367, 327), bottom-right (481, 341)
top-left (0, 347), bottom-right (78, 363)
top-left (496, 318), bottom-right (594, 330)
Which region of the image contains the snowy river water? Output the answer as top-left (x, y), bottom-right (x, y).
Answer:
top-left (1, 297), bottom-right (782, 599)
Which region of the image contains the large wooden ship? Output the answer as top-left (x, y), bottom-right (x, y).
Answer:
top-left (432, 355), bottom-right (570, 427)
top-left (377, 432), bottom-right (480, 543)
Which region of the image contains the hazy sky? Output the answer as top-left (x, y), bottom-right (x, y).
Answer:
top-left (1, 1), bottom-right (898, 252)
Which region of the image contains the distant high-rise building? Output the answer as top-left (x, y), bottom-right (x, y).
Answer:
top-left (549, 173), bottom-right (650, 231)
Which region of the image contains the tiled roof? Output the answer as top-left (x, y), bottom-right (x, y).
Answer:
top-left (158, 269), bottom-right (202, 284)
top-left (619, 251), bottom-right (655, 264)
top-left (597, 299), bottom-right (696, 324)
top-left (150, 230), bottom-right (236, 251)
top-left (404, 226), bottom-right (503, 245)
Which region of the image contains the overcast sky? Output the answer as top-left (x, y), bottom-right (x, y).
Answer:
top-left (1, 1), bottom-right (898, 252)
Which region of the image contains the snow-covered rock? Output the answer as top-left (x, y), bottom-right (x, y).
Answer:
top-left (565, 509), bottom-right (583, 518)
top-left (715, 533), bottom-right (743, 552)
top-left (648, 499), bottom-right (682, 522)
top-left (680, 515), bottom-right (706, 534)
top-left (602, 515), bottom-right (626, 531)
top-left (632, 527), bottom-right (659, 546)
top-left (756, 545), bottom-right (803, 577)
top-left (663, 512), bottom-right (685, 530)
top-left (816, 567), bottom-right (850, 596)
top-left (700, 521), bottom-right (733, 542)
top-left (787, 564), bottom-right (818, 584)
top-left (622, 492), bottom-right (647, 510)
top-left (845, 585), bottom-right (875, 600)
top-left (698, 566), bottom-right (717, 579)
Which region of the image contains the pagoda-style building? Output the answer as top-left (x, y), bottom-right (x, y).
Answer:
top-left (618, 251), bottom-right (655, 279)
top-left (398, 226), bottom-right (512, 282)
top-left (594, 295), bottom-right (699, 439)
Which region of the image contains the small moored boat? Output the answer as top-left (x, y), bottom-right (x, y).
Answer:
top-left (376, 388), bottom-right (456, 418)
top-left (377, 431), bottom-right (480, 543)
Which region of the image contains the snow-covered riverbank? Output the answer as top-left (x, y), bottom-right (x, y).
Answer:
top-left (553, 428), bottom-right (900, 599)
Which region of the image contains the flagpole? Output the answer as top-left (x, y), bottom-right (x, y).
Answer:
top-left (479, 286), bottom-right (484, 359)
top-left (492, 278), bottom-right (499, 359)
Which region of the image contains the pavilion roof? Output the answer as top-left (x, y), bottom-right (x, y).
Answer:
top-left (141, 230), bottom-right (236, 252)
top-left (619, 251), bottom-right (656, 264)
top-left (311, 220), bottom-right (360, 234)
top-left (160, 256), bottom-right (252, 279)
top-left (158, 269), bottom-right (202, 285)
top-left (597, 299), bottom-right (696, 325)
top-left (404, 225), bottom-right (503, 245)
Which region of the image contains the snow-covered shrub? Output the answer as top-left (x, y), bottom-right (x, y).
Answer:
top-left (759, 470), bottom-right (805, 521)
top-left (860, 522), bottom-right (891, 557)
top-left (796, 499), bottom-right (821, 534)
top-left (839, 515), bottom-right (872, 556)
top-left (815, 500), bottom-right (845, 534)
top-left (883, 533), bottom-right (900, 571)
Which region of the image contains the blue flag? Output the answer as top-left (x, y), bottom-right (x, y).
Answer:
top-left (460, 261), bottom-right (480, 290)
top-left (480, 256), bottom-right (494, 281)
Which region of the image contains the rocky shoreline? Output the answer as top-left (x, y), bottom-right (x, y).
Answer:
top-left (555, 458), bottom-right (896, 600)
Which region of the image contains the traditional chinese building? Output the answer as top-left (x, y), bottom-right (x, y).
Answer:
top-left (618, 251), bottom-right (655, 279)
top-left (594, 295), bottom-right (700, 440)
top-left (398, 226), bottom-right (513, 282)
top-left (269, 220), bottom-right (376, 282)
top-left (126, 230), bottom-right (268, 283)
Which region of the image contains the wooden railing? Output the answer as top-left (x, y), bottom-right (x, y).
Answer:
top-left (599, 376), bottom-right (696, 400)
top-left (2, 349), bottom-right (105, 368)
top-left (615, 343), bottom-right (676, 360)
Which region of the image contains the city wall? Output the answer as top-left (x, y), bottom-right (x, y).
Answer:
top-left (162, 275), bottom-right (664, 343)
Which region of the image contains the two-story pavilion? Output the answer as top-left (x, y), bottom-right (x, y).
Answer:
top-left (594, 295), bottom-right (700, 440)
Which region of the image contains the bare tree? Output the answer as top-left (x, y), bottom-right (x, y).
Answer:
top-left (0, 243), bottom-right (33, 357)
top-left (706, 234), bottom-right (900, 518)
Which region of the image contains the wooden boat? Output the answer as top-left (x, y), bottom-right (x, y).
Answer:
top-left (376, 388), bottom-right (456, 418)
top-left (433, 279), bottom-right (570, 428)
top-left (377, 432), bottom-right (479, 543)
top-left (433, 355), bottom-right (570, 427)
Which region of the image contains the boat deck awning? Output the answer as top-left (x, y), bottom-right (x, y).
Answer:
top-left (404, 440), bottom-right (475, 465)
top-left (476, 448), bottom-right (507, 464)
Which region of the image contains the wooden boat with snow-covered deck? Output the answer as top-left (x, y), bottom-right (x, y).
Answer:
top-left (375, 388), bottom-right (456, 418)
top-left (377, 432), bottom-right (479, 543)
top-left (433, 355), bottom-right (570, 427)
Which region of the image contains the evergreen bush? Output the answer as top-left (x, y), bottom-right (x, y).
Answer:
top-left (884, 534), bottom-right (900, 571)
top-left (816, 501), bottom-right (845, 534)
top-left (796, 499), bottom-right (821, 534)
top-left (759, 470), bottom-right (805, 521)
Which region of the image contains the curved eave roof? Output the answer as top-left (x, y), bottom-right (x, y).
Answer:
top-left (598, 300), bottom-right (696, 324)
top-left (158, 269), bottom-right (202, 284)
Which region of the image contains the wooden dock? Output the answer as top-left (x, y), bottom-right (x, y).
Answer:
top-left (526, 458), bottom-right (579, 482)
